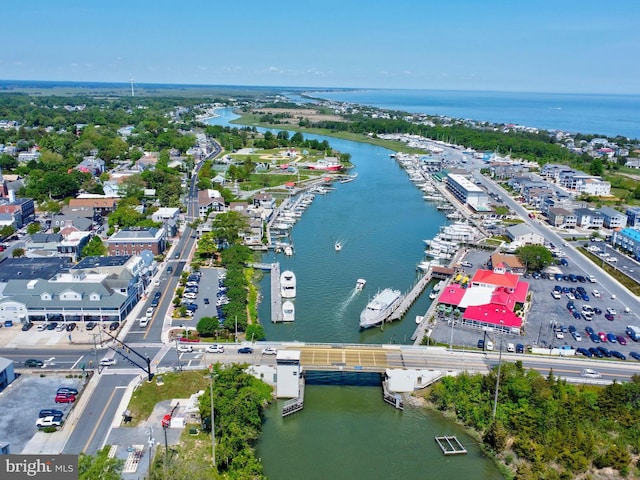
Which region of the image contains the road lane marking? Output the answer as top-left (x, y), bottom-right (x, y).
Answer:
top-left (82, 387), bottom-right (118, 453)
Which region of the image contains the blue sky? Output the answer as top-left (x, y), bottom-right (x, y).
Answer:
top-left (3, 0), bottom-right (639, 94)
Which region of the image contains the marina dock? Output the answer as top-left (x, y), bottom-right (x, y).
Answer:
top-left (270, 262), bottom-right (283, 323)
top-left (435, 436), bottom-right (467, 455)
top-left (387, 270), bottom-right (434, 322)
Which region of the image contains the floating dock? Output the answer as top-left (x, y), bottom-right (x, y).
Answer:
top-left (435, 436), bottom-right (467, 455)
top-left (270, 262), bottom-right (283, 323)
top-left (387, 271), bottom-right (433, 322)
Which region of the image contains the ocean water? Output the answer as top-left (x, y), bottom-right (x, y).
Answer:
top-left (299, 89), bottom-right (640, 139)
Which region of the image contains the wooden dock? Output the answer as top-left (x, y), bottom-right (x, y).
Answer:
top-left (270, 262), bottom-right (283, 323)
top-left (387, 270), bottom-right (433, 322)
top-left (435, 436), bottom-right (467, 455)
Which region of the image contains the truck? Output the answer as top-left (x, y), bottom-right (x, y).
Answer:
top-left (626, 326), bottom-right (640, 342)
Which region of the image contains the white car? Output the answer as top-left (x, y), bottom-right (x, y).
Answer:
top-left (177, 344), bottom-right (193, 353)
top-left (581, 368), bottom-right (601, 378)
top-left (555, 331), bottom-right (564, 340)
top-left (145, 307), bottom-right (154, 318)
top-left (36, 416), bottom-right (62, 428)
top-left (206, 344), bottom-right (224, 353)
top-left (55, 323), bottom-right (66, 332)
top-left (607, 307), bottom-right (617, 315)
top-left (183, 292), bottom-right (197, 300)
top-left (262, 347), bottom-right (277, 355)
top-left (592, 290), bottom-right (601, 298)
top-left (100, 358), bottom-right (117, 367)
top-left (139, 317), bottom-right (149, 327)
top-left (37, 323), bottom-right (48, 331)
top-left (460, 261), bottom-right (473, 268)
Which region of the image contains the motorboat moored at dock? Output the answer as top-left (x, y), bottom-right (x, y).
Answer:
top-left (282, 301), bottom-right (295, 322)
top-left (280, 270), bottom-right (296, 298)
top-left (359, 288), bottom-right (404, 329)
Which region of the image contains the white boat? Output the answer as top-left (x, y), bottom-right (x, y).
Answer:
top-left (415, 315), bottom-right (424, 324)
top-left (280, 270), bottom-right (296, 298)
top-left (355, 278), bottom-right (366, 290)
top-left (284, 245), bottom-right (294, 256)
top-left (417, 260), bottom-right (431, 271)
top-left (359, 288), bottom-right (404, 329)
top-left (340, 173), bottom-right (358, 183)
top-left (429, 291), bottom-right (438, 300)
top-left (335, 241), bottom-right (342, 251)
top-left (282, 301), bottom-right (295, 322)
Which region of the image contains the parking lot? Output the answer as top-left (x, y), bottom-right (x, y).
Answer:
top-left (0, 375), bottom-right (84, 453)
top-left (171, 267), bottom-right (224, 327)
top-left (430, 248), bottom-right (640, 360)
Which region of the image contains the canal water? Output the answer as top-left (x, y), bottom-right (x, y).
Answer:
top-left (207, 110), bottom-right (504, 479)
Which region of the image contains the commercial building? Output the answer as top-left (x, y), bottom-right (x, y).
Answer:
top-left (612, 228), bottom-right (640, 260)
top-left (445, 173), bottom-right (489, 210)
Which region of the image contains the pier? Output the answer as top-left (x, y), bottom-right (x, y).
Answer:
top-left (270, 262), bottom-right (283, 323)
top-left (282, 377), bottom-right (306, 417)
top-left (382, 379), bottom-right (404, 410)
top-left (435, 436), bottom-right (467, 455)
top-left (387, 270), bottom-right (434, 322)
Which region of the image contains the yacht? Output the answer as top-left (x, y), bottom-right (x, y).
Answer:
top-left (280, 270), bottom-right (296, 298)
top-left (282, 301), bottom-right (295, 322)
top-left (359, 288), bottom-right (404, 329)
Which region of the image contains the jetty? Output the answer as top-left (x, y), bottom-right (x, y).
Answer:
top-left (269, 262), bottom-right (283, 323)
top-left (435, 436), bottom-right (467, 455)
top-left (387, 270), bottom-right (433, 322)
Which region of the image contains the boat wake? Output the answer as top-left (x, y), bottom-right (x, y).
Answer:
top-left (335, 288), bottom-right (359, 317)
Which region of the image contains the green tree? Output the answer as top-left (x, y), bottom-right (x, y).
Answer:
top-left (26, 222), bottom-right (41, 235)
top-left (12, 247), bottom-right (25, 257)
top-left (515, 244), bottom-right (554, 272)
top-left (81, 236), bottom-right (107, 257)
top-left (197, 316), bottom-right (219, 337)
top-left (0, 225), bottom-right (15, 240)
top-left (78, 446), bottom-right (124, 480)
top-left (589, 158), bottom-right (604, 176)
top-left (211, 211), bottom-right (249, 246)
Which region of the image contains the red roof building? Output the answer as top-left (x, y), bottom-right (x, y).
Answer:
top-left (462, 303), bottom-right (523, 334)
top-left (471, 269), bottom-right (519, 289)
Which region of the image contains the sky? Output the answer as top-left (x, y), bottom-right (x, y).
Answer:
top-left (3, 0), bottom-right (640, 94)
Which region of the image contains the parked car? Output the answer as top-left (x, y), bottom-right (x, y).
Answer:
top-left (21, 322), bottom-right (34, 331)
top-left (177, 345), bottom-right (193, 353)
top-left (589, 347), bottom-right (604, 358)
top-left (630, 352), bottom-right (640, 361)
top-left (66, 322), bottom-right (76, 331)
top-left (4, 320), bottom-right (13, 327)
top-left (55, 323), bottom-right (66, 332)
top-left (592, 290), bottom-right (601, 298)
top-left (607, 307), bottom-right (617, 315)
top-left (477, 339), bottom-right (485, 349)
top-left (108, 321), bottom-right (120, 331)
top-left (597, 346), bottom-right (611, 357)
top-left (204, 298), bottom-right (210, 305)
top-left (516, 344), bottom-right (524, 353)
top-left (36, 416), bottom-right (63, 428)
top-left (571, 331), bottom-right (582, 341)
top-left (460, 261), bottom-right (473, 268)
top-left (24, 359), bottom-right (44, 368)
top-left (238, 347), bottom-right (253, 354)
top-left (598, 332), bottom-right (607, 342)
top-left (585, 326), bottom-right (595, 336)
top-left (610, 351), bottom-right (626, 360)
top-left (46, 322), bottom-right (58, 330)
top-left (605, 313), bottom-right (615, 321)
top-left (576, 347), bottom-right (592, 357)
top-left (606, 333), bottom-right (617, 343)
top-left (39, 409), bottom-right (63, 418)
top-left (57, 387), bottom-right (78, 396)
top-left (54, 393), bottom-right (76, 403)
top-left (206, 344), bottom-right (224, 353)
top-left (85, 321), bottom-right (97, 330)
top-left (617, 335), bottom-right (627, 345)
top-left (590, 333), bottom-right (600, 343)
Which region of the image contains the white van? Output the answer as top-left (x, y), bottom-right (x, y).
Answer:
top-left (507, 343), bottom-right (515, 353)
top-left (485, 340), bottom-right (494, 351)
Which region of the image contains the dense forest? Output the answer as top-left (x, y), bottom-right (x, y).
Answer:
top-left (427, 361), bottom-right (640, 479)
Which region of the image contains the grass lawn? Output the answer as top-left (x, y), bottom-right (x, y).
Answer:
top-left (127, 370), bottom-right (210, 426)
top-left (579, 247), bottom-right (640, 296)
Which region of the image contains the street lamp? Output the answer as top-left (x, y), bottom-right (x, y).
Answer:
top-left (208, 365), bottom-right (217, 468)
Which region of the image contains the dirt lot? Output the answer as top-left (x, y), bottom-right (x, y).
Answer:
top-left (250, 107), bottom-right (346, 124)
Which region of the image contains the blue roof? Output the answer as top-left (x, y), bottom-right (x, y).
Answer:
top-left (618, 228), bottom-right (640, 241)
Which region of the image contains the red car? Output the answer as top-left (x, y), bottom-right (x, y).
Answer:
top-left (55, 393), bottom-right (75, 403)
top-left (598, 332), bottom-right (607, 343)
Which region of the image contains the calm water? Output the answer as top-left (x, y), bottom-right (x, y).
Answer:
top-left (208, 110), bottom-right (504, 479)
top-left (298, 88), bottom-right (640, 139)
top-left (257, 386), bottom-right (503, 480)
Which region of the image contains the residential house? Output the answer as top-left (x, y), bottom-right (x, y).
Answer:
top-left (573, 208), bottom-right (604, 229)
top-left (546, 207), bottom-right (578, 229)
top-left (51, 215), bottom-right (93, 232)
top-left (488, 253), bottom-right (526, 275)
top-left (151, 207), bottom-right (180, 238)
top-left (76, 156), bottom-right (106, 176)
top-left (68, 197), bottom-right (118, 218)
top-left (57, 231), bottom-right (92, 261)
top-left (505, 224), bottom-right (544, 245)
top-left (626, 207), bottom-right (640, 228)
top-left (612, 228), bottom-right (640, 260)
top-left (0, 193), bottom-right (35, 228)
top-left (599, 206), bottom-right (627, 229)
top-left (198, 189), bottom-right (226, 218)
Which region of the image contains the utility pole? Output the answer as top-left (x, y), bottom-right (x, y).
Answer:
top-left (493, 330), bottom-right (504, 419)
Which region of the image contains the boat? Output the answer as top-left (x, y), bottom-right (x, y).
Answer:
top-left (433, 280), bottom-right (445, 292)
top-left (282, 301), bottom-right (295, 322)
top-left (429, 290), bottom-right (438, 300)
top-left (284, 245), bottom-right (294, 256)
top-left (280, 270), bottom-right (296, 298)
top-left (355, 278), bottom-right (367, 290)
top-left (415, 315), bottom-right (424, 324)
top-left (335, 241), bottom-right (342, 251)
top-left (340, 173), bottom-right (358, 184)
top-left (359, 288), bottom-right (404, 329)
